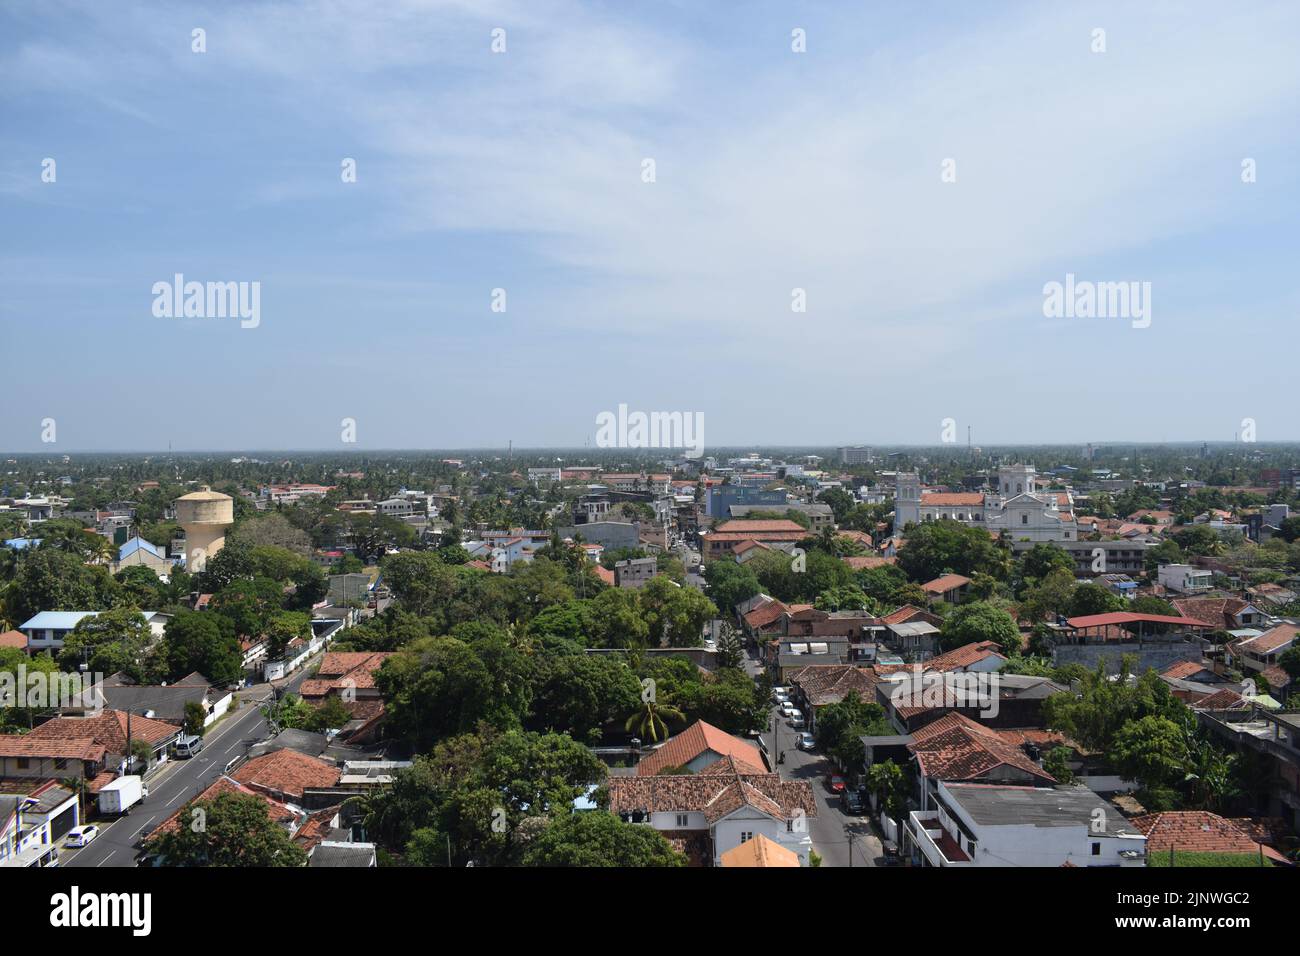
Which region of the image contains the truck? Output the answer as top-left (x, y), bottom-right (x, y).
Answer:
top-left (97, 775), bottom-right (147, 815)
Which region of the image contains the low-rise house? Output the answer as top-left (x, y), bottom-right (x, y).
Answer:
top-left (233, 748), bottom-right (342, 803)
top-left (608, 758), bottom-right (816, 866)
top-left (68, 671), bottom-right (233, 727)
top-left (718, 833), bottom-right (800, 867)
top-left (614, 556), bottom-right (658, 589)
top-left (0, 781), bottom-right (79, 866)
top-left (0, 708), bottom-right (179, 783)
top-left (113, 536), bottom-right (172, 576)
top-left (1170, 597), bottom-right (1267, 631)
top-left (1157, 564), bottom-right (1214, 594)
top-left (905, 781), bottom-right (1146, 867)
top-left (19, 609), bottom-right (169, 655)
top-left (635, 720), bottom-right (766, 776)
top-left (904, 712), bottom-right (1060, 795)
top-left (1249, 582), bottom-right (1299, 607)
top-left (0, 630), bottom-right (27, 653)
top-left (787, 664), bottom-right (880, 732)
top-left (1231, 623), bottom-right (1300, 674)
top-left (299, 651), bottom-right (392, 738)
top-left (1131, 810), bottom-right (1288, 865)
top-left (922, 574), bottom-right (971, 605)
top-left (701, 519), bottom-right (807, 561)
top-left (308, 841), bottom-right (377, 867)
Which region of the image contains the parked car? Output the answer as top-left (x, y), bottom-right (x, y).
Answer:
top-left (788, 713), bottom-right (806, 730)
top-left (840, 789), bottom-right (866, 815)
top-left (65, 825), bottom-right (99, 848)
top-left (827, 773), bottom-right (847, 793)
top-left (173, 734), bottom-right (204, 758)
top-left (779, 701), bottom-right (796, 716)
top-left (796, 732), bottom-right (816, 751)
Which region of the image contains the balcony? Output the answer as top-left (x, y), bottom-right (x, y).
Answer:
top-left (908, 811), bottom-right (973, 867)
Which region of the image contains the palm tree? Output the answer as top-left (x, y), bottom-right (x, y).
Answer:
top-left (624, 699), bottom-right (685, 743)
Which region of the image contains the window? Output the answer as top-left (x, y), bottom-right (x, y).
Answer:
top-left (1021, 514), bottom-right (1028, 525)
top-left (676, 814), bottom-right (689, 828)
top-left (54, 758), bottom-right (69, 770)
top-left (740, 832), bottom-right (754, 843)
top-left (16, 758), bottom-right (30, 769)
top-left (1092, 842), bottom-right (1101, 856)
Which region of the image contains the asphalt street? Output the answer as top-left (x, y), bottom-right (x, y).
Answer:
top-left (63, 665), bottom-right (315, 868)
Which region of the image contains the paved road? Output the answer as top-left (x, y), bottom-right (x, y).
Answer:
top-left (746, 641), bottom-right (880, 868)
top-left (64, 663), bottom-right (317, 868)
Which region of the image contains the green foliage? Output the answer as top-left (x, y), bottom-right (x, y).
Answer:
top-left (940, 601), bottom-right (1021, 655)
top-left (150, 792), bottom-right (308, 867)
top-left (161, 610), bottom-right (243, 685)
top-left (522, 811), bottom-right (685, 867)
top-left (896, 519), bottom-right (1012, 583)
top-left (701, 559), bottom-right (761, 614)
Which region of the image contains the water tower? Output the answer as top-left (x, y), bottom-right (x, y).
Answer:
top-left (174, 487), bottom-right (234, 571)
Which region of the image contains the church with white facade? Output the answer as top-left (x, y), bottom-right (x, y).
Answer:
top-left (893, 465), bottom-right (1079, 542)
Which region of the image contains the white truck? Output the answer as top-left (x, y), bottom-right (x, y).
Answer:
top-left (97, 775), bottom-right (147, 815)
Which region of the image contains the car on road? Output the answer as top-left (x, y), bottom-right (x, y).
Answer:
top-left (796, 731), bottom-right (816, 750)
top-left (65, 825), bottom-right (99, 848)
top-left (772, 686), bottom-right (790, 697)
top-left (786, 708), bottom-right (805, 727)
top-left (173, 733), bottom-right (204, 758)
top-left (840, 789), bottom-right (866, 815)
top-left (779, 701), bottom-right (796, 716)
top-left (827, 773), bottom-right (847, 793)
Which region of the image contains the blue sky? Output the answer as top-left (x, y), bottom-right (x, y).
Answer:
top-left (2, 0), bottom-right (1298, 452)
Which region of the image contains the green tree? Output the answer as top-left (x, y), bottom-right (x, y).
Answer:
top-left (1109, 715), bottom-right (1190, 793)
top-left (897, 519), bottom-right (1012, 583)
top-left (624, 698), bottom-right (685, 743)
top-left (522, 811), bottom-right (685, 867)
top-left (940, 602), bottom-right (1021, 655)
top-left (161, 610), bottom-right (243, 685)
top-left (150, 792), bottom-right (307, 867)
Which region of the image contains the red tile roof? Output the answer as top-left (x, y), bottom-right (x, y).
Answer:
top-left (609, 768), bottom-right (815, 825)
top-left (842, 556), bottom-right (895, 571)
top-left (1132, 811), bottom-right (1281, 859)
top-left (920, 493), bottom-right (984, 506)
top-left (28, 710), bottom-right (177, 753)
top-left (922, 641), bottom-right (1006, 673)
top-left (233, 749), bottom-right (340, 800)
top-left (922, 573), bottom-right (971, 595)
top-left (1066, 612), bottom-right (1207, 629)
top-left (1236, 623), bottom-right (1300, 656)
top-left (0, 630), bottom-right (28, 650)
top-left (636, 720), bottom-right (765, 776)
top-left (714, 519), bottom-right (807, 534)
top-left (0, 736), bottom-right (106, 761)
top-left (908, 712), bottom-right (1056, 784)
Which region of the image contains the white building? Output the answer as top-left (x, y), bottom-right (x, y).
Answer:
top-left (1157, 563), bottom-right (1213, 594)
top-left (894, 465), bottom-right (1079, 541)
top-left (608, 763), bottom-right (816, 866)
top-left (906, 781), bottom-right (1146, 867)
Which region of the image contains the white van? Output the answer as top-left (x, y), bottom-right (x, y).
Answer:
top-left (173, 734), bottom-right (204, 758)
